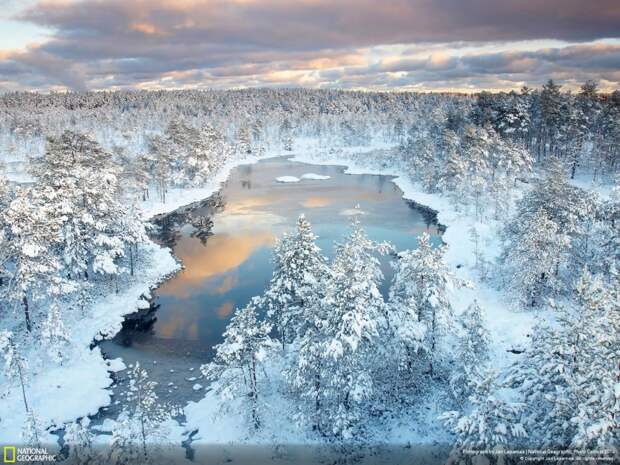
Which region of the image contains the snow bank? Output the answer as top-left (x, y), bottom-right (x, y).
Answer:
top-left (0, 242), bottom-right (179, 443)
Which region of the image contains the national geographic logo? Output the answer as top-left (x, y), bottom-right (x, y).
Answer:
top-left (2, 447), bottom-right (15, 464)
top-left (2, 446), bottom-right (56, 463)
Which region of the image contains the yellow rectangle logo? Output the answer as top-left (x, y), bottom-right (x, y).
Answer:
top-left (3, 446), bottom-right (15, 463)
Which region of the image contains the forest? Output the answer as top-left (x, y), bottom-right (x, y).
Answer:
top-left (0, 81), bottom-right (618, 463)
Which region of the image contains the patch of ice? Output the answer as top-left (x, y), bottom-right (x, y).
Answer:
top-left (340, 208), bottom-right (366, 216)
top-left (193, 383), bottom-right (203, 391)
top-left (106, 358), bottom-right (126, 373)
top-left (275, 176), bottom-right (300, 183)
top-left (301, 173), bottom-right (330, 180)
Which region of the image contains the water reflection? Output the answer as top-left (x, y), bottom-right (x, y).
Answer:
top-left (100, 156), bottom-right (443, 409)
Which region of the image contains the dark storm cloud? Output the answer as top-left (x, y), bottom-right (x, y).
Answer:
top-left (0, 0), bottom-right (619, 90)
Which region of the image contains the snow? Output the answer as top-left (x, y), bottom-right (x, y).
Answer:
top-left (106, 358), bottom-right (126, 372)
top-left (182, 147), bottom-right (542, 448)
top-left (0, 240), bottom-right (179, 443)
top-left (300, 173), bottom-right (330, 180)
top-left (192, 383), bottom-right (203, 391)
top-left (1, 137), bottom-right (608, 450)
top-left (275, 176), bottom-right (300, 183)
top-left (0, 151), bottom-right (281, 443)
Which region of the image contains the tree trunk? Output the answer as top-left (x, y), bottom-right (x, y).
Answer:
top-left (250, 355), bottom-right (259, 430)
top-left (129, 246), bottom-right (134, 277)
top-left (22, 295), bottom-right (32, 332)
top-left (17, 356), bottom-right (29, 413)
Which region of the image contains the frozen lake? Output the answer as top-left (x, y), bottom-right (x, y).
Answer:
top-left (99, 156), bottom-right (443, 413)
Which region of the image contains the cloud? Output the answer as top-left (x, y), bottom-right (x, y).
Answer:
top-left (0, 0), bottom-right (618, 91)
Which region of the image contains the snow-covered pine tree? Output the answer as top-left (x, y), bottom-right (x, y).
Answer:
top-left (1, 186), bottom-right (73, 331)
top-left (264, 214), bottom-right (328, 348)
top-left (594, 90), bottom-right (620, 178)
top-left (113, 362), bottom-right (172, 462)
top-left (437, 129), bottom-right (466, 202)
top-left (506, 268), bottom-right (619, 449)
top-left (313, 213), bottom-right (389, 438)
top-left (0, 171), bottom-right (9, 209)
top-left (0, 331), bottom-right (30, 413)
top-left (285, 294), bottom-right (330, 433)
top-left (501, 208), bottom-right (570, 308)
top-left (29, 130), bottom-right (143, 285)
top-left (569, 268), bottom-right (619, 448)
top-left (462, 124), bottom-right (492, 218)
top-left (280, 119), bottom-right (293, 151)
top-left (516, 157), bottom-right (594, 237)
top-left (441, 368), bottom-right (526, 449)
top-left (40, 302), bottom-right (70, 364)
top-left (595, 177), bottom-right (620, 278)
top-left (390, 232), bottom-right (463, 378)
top-left (146, 135), bottom-right (174, 202)
top-left (22, 409), bottom-right (42, 448)
top-left (387, 249), bottom-right (427, 377)
top-left (235, 125), bottom-right (253, 156)
top-left (201, 298), bottom-right (272, 430)
top-left (64, 418), bottom-right (100, 465)
top-left (449, 300), bottom-right (490, 403)
top-left (0, 173), bottom-right (10, 288)
top-left (539, 79), bottom-right (563, 158)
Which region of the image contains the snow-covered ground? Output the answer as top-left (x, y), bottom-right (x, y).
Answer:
top-left (0, 241), bottom-right (179, 445)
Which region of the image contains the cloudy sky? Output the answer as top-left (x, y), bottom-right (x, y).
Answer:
top-left (0, 0), bottom-right (619, 92)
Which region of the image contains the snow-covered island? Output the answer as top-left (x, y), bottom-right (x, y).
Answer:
top-left (0, 85), bottom-right (618, 464)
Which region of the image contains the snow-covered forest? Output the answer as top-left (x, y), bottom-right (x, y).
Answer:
top-left (0, 82), bottom-right (619, 463)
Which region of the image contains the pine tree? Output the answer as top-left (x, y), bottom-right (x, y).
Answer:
top-left (437, 129), bottom-right (466, 200)
top-left (22, 409), bottom-right (42, 448)
top-left (0, 331), bottom-right (31, 414)
top-left (594, 90), bottom-right (620, 177)
top-left (1, 186), bottom-right (73, 331)
top-left (201, 299), bottom-right (272, 430)
top-left (28, 130), bottom-right (143, 283)
top-left (235, 125), bottom-right (252, 156)
top-left (390, 232), bottom-right (463, 377)
top-left (265, 214), bottom-right (328, 348)
top-left (570, 269), bottom-right (619, 448)
top-left (112, 362), bottom-right (172, 462)
top-left (441, 368), bottom-right (526, 449)
top-left (41, 302), bottom-right (70, 364)
top-left (501, 208), bottom-right (570, 307)
top-left (64, 418), bottom-right (100, 465)
top-left (146, 135), bottom-right (174, 202)
top-left (507, 268), bottom-right (619, 448)
top-left (540, 79), bottom-right (563, 158)
top-left (0, 173), bottom-right (11, 288)
top-left (286, 295), bottom-right (330, 433)
top-left (313, 215), bottom-right (389, 438)
top-left (450, 300), bottom-right (490, 403)
top-left (462, 124), bottom-right (492, 217)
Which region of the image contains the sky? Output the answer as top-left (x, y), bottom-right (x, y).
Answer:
top-left (0, 0), bottom-right (619, 93)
